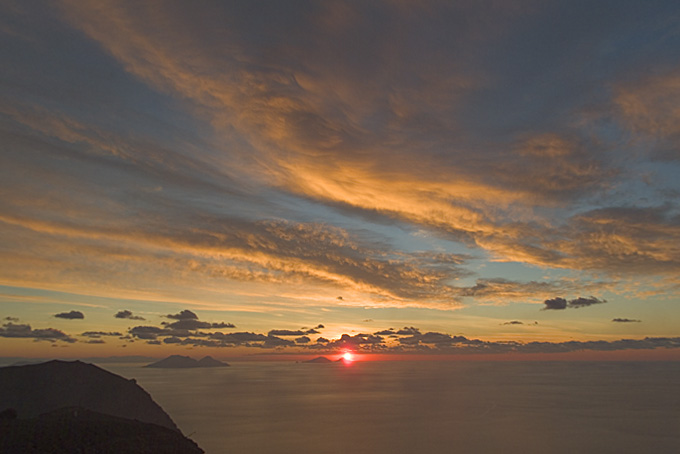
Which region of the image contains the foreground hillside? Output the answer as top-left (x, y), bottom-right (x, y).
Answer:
top-left (0, 360), bottom-right (203, 453)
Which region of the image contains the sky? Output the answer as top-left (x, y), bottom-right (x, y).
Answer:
top-left (1, 0), bottom-right (680, 359)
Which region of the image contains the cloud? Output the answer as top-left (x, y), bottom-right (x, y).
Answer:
top-left (398, 331), bottom-right (469, 347)
top-left (129, 326), bottom-right (168, 340)
top-left (568, 296), bottom-right (606, 308)
top-left (396, 327), bottom-right (421, 335)
top-left (209, 332), bottom-right (268, 344)
top-left (114, 310), bottom-right (145, 321)
top-left (88, 315), bottom-right (680, 355)
top-left (211, 322), bottom-right (236, 329)
top-left (542, 296), bottom-right (606, 310)
top-left (615, 70), bottom-right (680, 160)
top-left (156, 311), bottom-right (235, 330)
top-left (268, 329), bottom-right (306, 337)
top-left (457, 278), bottom-right (598, 304)
top-left (2, 0), bottom-right (680, 325)
top-left (374, 329), bottom-right (395, 336)
top-left (80, 331), bottom-right (123, 338)
top-left (612, 318), bottom-right (641, 323)
top-left (3, 316), bottom-right (19, 322)
top-left (543, 297), bottom-right (567, 310)
top-left (263, 336), bottom-right (296, 348)
top-left (0, 322), bottom-right (76, 343)
top-left (166, 310), bottom-right (198, 320)
top-left (54, 310), bottom-right (84, 320)
top-left (327, 333), bottom-right (384, 349)
top-left (163, 319), bottom-right (211, 330)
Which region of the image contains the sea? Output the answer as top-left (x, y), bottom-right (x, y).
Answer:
top-left (104, 360), bottom-right (680, 454)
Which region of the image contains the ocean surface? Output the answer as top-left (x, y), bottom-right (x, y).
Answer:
top-left (106, 361), bottom-right (680, 454)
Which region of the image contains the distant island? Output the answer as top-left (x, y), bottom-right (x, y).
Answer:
top-left (145, 355), bottom-right (230, 368)
top-left (0, 360), bottom-right (203, 453)
top-left (303, 356), bottom-right (333, 364)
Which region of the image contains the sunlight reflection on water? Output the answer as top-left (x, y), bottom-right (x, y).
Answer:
top-left (106, 361), bottom-right (680, 454)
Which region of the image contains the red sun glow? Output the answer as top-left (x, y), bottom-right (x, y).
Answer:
top-left (343, 352), bottom-right (354, 362)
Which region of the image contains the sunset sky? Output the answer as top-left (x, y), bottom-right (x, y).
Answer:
top-left (2, 1), bottom-right (679, 359)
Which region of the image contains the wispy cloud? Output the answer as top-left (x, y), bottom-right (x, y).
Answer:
top-left (1, 0), bottom-right (680, 344)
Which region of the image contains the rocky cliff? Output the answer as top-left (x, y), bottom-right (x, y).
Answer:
top-left (0, 360), bottom-right (203, 453)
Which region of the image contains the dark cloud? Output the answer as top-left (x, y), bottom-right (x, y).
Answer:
top-left (114, 310), bottom-right (145, 321)
top-left (163, 319), bottom-right (212, 330)
top-left (210, 331), bottom-right (267, 342)
top-left (396, 327), bottom-right (421, 335)
top-left (543, 297), bottom-right (568, 310)
top-left (568, 296), bottom-right (606, 308)
top-left (327, 333), bottom-right (384, 349)
top-left (263, 336), bottom-right (296, 348)
top-left (542, 296), bottom-right (606, 310)
top-left (80, 331), bottom-right (122, 338)
top-left (502, 321), bottom-right (524, 325)
top-left (316, 337), bottom-right (329, 344)
top-left (129, 326), bottom-right (167, 340)
top-left (163, 336), bottom-right (182, 344)
top-left (85, 339), bottom-right (105, 344)
top-left (54, 310), bottom-right (84, 320)
top-left (0, 322), bottom-right (76, 343)
top-left (211, 322), bottom-right (236, 329)
top-left (166, 310), bottom-right (198, 320)
top-left (374, 329), bottom-right (395, 335)
top-left (159, 313), bottom-right (235, 331)
top-left (268, 327), bottom-right (321, 336)
top-left (399, 331), bottom-right (469, 347)
top-left (3, 316), bottom-right (19, 322)
top-left (295, 336), bottom-right (311, 344)
top-left (612, 318), bottom-right (641, 323)
top-left (163, 321), bottom-right (235, 330)
top-left (268, 329), bottom-right (306, 337)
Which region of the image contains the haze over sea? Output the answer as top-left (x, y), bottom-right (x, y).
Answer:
top-left (107, 360), bottom-right (680, 454)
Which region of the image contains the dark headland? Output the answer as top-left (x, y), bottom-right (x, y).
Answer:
top-left (145, 355), bottom-right (230, 368)
top-left (0, 360), bottom-right (203, 453)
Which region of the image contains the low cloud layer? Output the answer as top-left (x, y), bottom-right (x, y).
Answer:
top-left (118, 316), bottom-right (680, 355)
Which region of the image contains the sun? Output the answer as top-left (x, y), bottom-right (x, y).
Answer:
top-left (343, 352), bottom-right (354, 362)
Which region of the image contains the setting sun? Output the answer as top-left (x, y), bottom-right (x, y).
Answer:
top-left (343, 352), bottom-right (354, 362)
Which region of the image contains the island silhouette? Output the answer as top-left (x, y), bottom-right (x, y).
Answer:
top-left (145, 355), bottom-right (230, 368)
